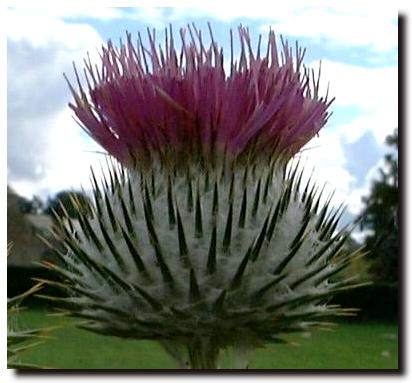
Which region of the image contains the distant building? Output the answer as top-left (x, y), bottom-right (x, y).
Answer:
top-left (7, 187), bottom-right (53, 267)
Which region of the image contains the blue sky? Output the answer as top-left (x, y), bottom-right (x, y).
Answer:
top-left (6, 3), bottom-right (398, 233)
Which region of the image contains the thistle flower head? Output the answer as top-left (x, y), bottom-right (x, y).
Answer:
top-left (67, 24), bottom-right (333, 170)
top-left (44, 24), bottom-right (365, 369)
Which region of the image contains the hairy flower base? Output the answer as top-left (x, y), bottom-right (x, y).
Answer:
top-left (42, 161), bottom-right (365, 368)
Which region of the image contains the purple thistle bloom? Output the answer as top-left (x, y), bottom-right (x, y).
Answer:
top-left (66, 24), bottom-right (333, 167)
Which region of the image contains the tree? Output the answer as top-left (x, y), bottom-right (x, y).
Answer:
top-left (359, 128), bottom-right (398, 283)
top-left (44, 190), bottom-right (92, 220)
top-left (17, 195), bottom-right (44, 214)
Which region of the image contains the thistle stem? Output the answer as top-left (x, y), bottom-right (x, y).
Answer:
top-left (187, 337), bottom-right (220, 369)
top-left (160, 337), bottom-right (220, 369)
top-left (161, 336), bottom-right (255, 369)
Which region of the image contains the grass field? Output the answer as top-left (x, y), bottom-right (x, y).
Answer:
top-left (14, 309), bottom-right (398, 370)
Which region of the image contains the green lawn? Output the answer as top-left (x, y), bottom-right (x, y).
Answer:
top-left (14, 309), bottom-right (398, 370)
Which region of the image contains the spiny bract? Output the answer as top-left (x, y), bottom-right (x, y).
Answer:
top-left (7, 282), bottom-right (51, 369)
top-left (43, 158), bottom-right (365, 368)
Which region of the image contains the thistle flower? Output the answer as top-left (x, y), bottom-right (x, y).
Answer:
top-left (44, 24), bottom-right (365, 369)
top-left (67, 24), bottom-right (333, 170)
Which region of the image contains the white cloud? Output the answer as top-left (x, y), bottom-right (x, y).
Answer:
top-left (333, 112), bottom-right (397, 146)
top-left (7, 10), bottom-right (102, 48)
top-left (10, 110), bottom-right (104, 199)
top-left (298, 123), bottom-right (388, 222)
top-left (7, 3), bottom-right (124, 21)
top-left (8, 2), bottom-right (398, 53)
top-left (310, 60), bottom-right (397, 161)
top-left (7, 9), bottom-right (104, 198)
top-left (260, 7), bottom-right (397, 53)
top-left (295, 58), bottom-right (397, 216)
top-left (299, 122), bottom-right (394, 220)
top-left (314, 60), bottom-right (397, 114)
top-left (298, 130), bottom-right (354, 211)
top-left (163, 1), bottom-right (397, 52)
top-left (169, 0), bottom-right (394, 21)
top-left (127, 7), bottom-right (170, 28)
